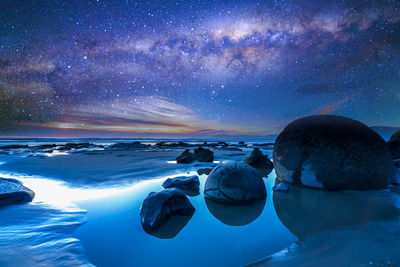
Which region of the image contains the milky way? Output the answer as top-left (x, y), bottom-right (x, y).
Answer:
top-left (1, 0), bottom-right (400, 137)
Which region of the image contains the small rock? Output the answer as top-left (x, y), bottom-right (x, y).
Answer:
top-left (194, 147), bottom-right (214, 162)
top-left (140, 188), bottom-right (195, 233)
top-left (0, 178), bottom-right (35, 206)
top-left (244, 147), bottom-right (273, 170)
top-left (273, 183), bottom-right (289, 192)
top-left (162, 175), bottom-right (200, 192)
top-left (176, 149), bottom-right (195, 163)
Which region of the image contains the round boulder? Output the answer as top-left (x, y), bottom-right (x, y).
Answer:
top-left (273, 115), bottom-right (393, 190)
top-left (204, 162), bottom-right (266, 204)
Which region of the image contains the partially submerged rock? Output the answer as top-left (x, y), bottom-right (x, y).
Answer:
top-left (108, 141), bottom-right (150, 150)
top-left (140, 188), bottom-right (195, 233)
top-left (244, 147), bottom-right (273, 170)
top-left (162, 175), bottom-right (200, 192)
top-left (197, 168), bottom-right (212, 175)
top-left (194, 147), bottom-right (214, 162)
top-left (0, 178), bottom-right (35, 206)
top-left (176, 149), bottom-right (195, 163)
top-left (273, 115), bottom-right (393, 190)
top-left (204, 162), bottom-right (266, 204)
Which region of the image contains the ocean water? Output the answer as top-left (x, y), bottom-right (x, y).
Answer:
top-left (0, 139), bottom-right (399, 266)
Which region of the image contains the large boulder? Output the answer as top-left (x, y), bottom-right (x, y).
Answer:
top-left (273, 115), bottom-right (393, 190)
top-left (194, 147), bottom-right (214, 162)
top-left (388, 130), bottom-right (400, 159)
top-left (140, 188), bottom-right (195, 233)
top-left (204, 162), bottom-right (266, 204)
top-left (162, 175), bottom-right (200, 192)
top-left (176, 149), bottom-right (195, 163)
top-left (0, 178), bottom-right (35, 206)
top-left (244, 147), bottom-right (273, 170)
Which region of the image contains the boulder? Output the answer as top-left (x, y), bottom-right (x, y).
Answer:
top-left (273, 115), bottom-right (393, 190)
top-left (0, 178), bottom-right (35, 206)
top-left (194, 147), bottom-right (214, 162)
top-left (204, 162), bottom-right (266, 204)
top-left (244, 147), bottom-right (273, 170)
top-left (388, 130), bottom-right (400, 159)
top-left (108, 142), bottom-right (150, 150)
top-left (176, 149), bottom-right (195, 163)
top-left (162, 175), bottom-right (200, 192)
top-left (140, 188), bottom-right (195, 233)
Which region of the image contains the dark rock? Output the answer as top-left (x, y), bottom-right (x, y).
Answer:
top-left (204, 162), bottom-right (266, 204)
top-left (176, 149), bottom-right (195, 163)
top-left (388, 130), bottom-right (400, 159)
top-left (244, 148), bottom-right (274, 170)
top-left (36, 144), bottom-right (58, 149)
top-left (0, 178), bottom-right (35, 206)
top-left (205, 197), bottom-right (265, 226)
top-left (252, 143), bottom-right (274, 147)
top-left (194, 147), bottom-right (214, 162)
top-left (273, 115), bottom-right (393, 190)
top-left (108, 142), bottom-right (150, 150)
top-left (0, 145), bottom-right (29, 149)
top-left (394, 161), bottom-right (400, 168)
top-left (162, 175), bottom-right (200, 192)
top-left (140, 188), bottom-right (195, 233)
top-left (273, 183), bottom-right (289, 192)
top-left (197, 168), bottom-right (213, 175)
top-left (238, 141), bottom-right (246, 145)
top-left (58, 142), bottom-right (93, 151)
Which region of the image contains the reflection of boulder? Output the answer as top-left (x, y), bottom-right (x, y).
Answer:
top-left (273, 184), bottom-right (400, 239)
top-left (197, 168), bottom-right (212, 175)
top-left (140, 188), bottom-right (195, 233)
top-left (145, 214), bottom-right (194, 239)
top-left (176, 149), bottom-right (195, 164)
top-left (205, 197), bottom-right (265, 226)
top-left (204, 162), bottom-right (266, 204)
top-left (273, 115), bottom-right (393, 190)
top-left (0, 178), bottom-right (35, 206)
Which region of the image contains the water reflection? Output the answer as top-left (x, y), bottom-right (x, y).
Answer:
top-left (273, 184), bottom-right (400, 239)
top-left (143, 214), bottom-right (194, 239)
top-left (205, 197), bottom-right (266, 226)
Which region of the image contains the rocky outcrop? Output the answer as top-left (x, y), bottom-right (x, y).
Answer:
top-left (194, 147), bottom-right (214, 162)
top-left (176, 149), bottom-right (195, 163)
top-left (204, 162), bottom-right (266, 204)
top-left (162, 175), bottom-right (200, 192)
top-left (0, 178), bottom-right (35, 206)
top-left (273, 115), bottom-right (393, 190)
top-left (244, 147), bottom-right (273, 170)
top-left (388, 130), bottom-right (400, 159)
top-left (140, 188), bottom-right (195, 233)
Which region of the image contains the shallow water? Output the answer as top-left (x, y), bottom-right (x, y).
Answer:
top-left (73, 172), bottom-right (296, 267)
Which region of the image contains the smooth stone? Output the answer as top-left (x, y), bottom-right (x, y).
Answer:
top-left (0, 178), bottom-right (35, 206)
top-left (140, 188), bottom-right (195, 233)
top-left (176, 149), bottom-right (195, 164)
top-left (273, 183), bottom-right (289, 192)
top-left (273, 115), bottom-right (393, 190)
top-left (197, 168), bottom-right (212, 175)
top-left (162, 175), bottom-right (200, 192)
top-left (194, 147), bottom-right (214, 162)
top-left (244, 147), bottom-right (273, 170)
top-left (204, 162), bottom-right (266, 204)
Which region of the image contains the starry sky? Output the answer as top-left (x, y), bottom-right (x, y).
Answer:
top-left (1, 0), bottom-right (400, 138)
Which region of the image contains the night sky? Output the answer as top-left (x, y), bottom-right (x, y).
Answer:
top-left (1, 0), bottom-right (400, 138)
